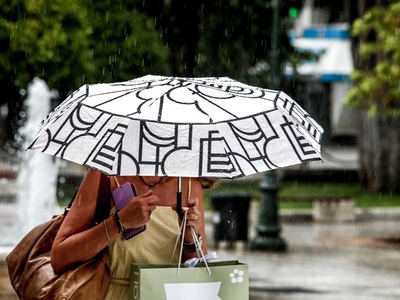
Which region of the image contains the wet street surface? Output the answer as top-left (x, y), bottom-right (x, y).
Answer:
top-left (1, 202), bottom-right (400, 299)
top-left (211, 216), bottom-right (400, 300)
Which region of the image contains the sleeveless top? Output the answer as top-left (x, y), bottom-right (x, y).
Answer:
top-left (105, 206), bottom-right (181, 300)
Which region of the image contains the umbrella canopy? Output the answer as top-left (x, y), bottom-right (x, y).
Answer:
top-left (29, 75), bottom-right (323, 178)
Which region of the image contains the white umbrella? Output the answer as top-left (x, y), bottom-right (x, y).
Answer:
top-left (29, 75), bottom-right (324, 217)
top-left (29, 75), bottom-right (323, 177)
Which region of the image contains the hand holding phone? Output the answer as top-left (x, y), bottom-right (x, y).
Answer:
top-left (111, 182), bottom-right (146, 239)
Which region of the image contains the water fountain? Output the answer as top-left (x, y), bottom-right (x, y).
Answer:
top-left (0, 77), bottom-right (61, 248)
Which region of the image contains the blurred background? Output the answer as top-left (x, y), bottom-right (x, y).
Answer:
top-left (1, 0), bottom-right (400, 299)
top-left (1, 0), bottom-right (399, 192)
top-left (1, 0), bottom-right (400, 212)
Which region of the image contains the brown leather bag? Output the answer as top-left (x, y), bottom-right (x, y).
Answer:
top-left (6, 173), bottom-right (111, 300)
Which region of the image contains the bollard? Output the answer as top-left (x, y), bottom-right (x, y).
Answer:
top-left (250, 170), bottom-right (286, 251)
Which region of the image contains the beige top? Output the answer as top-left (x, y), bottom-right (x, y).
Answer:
top-left (105, 206), bottom-right (181, 300)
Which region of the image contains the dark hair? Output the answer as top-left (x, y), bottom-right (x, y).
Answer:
top-left (199, 178), bottom-right (219, 190)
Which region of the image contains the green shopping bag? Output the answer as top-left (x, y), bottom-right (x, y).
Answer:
top-left (129, 260), bottom-right (248, 300)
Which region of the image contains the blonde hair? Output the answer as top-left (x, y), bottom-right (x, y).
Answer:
top-left (199, 177), bottom-right (219, 190)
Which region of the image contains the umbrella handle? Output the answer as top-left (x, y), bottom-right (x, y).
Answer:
top-left (176, 191), bottom-right (184, 220)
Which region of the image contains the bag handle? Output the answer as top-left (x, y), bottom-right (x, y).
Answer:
top-left (188, 177), bottom-right (191, 200)
top-left (113, 176), bottom-right (120, 188)
top-left (173, 211), bottom-right (210, 276)
top-left (171, 178), bottom-right (211, 276)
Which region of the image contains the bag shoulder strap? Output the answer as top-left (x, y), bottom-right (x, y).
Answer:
top-left (93, 173), bottom-right (111, 224)
top-left (63, 191), bottom-right (77, 216)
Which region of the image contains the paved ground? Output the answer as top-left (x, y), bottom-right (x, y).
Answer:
top-left (208, 213), bottom-right (400, 300)
top-left (1, 202), bottom-right (400, 300)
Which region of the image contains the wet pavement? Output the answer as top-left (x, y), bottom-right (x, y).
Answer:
top-left (1, 203), bottom-right (400, 299)
top-left (208, 212), bottom-right (400, 300)
top-left (1, 149), bottom-right (400, 300)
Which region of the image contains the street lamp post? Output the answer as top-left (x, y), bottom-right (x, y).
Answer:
top-left (250, 0), bottom-right (286, 251)
top-left (250, 170), bottom-right (286, 250)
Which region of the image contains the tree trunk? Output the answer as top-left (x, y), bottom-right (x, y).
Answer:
top-left (356, 0), bottom-right (397, 192)
top-left (359, 113), bottom-right (400, 192)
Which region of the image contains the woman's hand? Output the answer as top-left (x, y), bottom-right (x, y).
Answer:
top-left (172, 196), bottom-right (201, 243)
top-left (118, 190), bottom-right (159, 229)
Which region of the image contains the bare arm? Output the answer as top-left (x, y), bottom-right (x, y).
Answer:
top-left (51, 169), bottom-right (160, 273)
top-left (50, 169), bottom-right (116, 273)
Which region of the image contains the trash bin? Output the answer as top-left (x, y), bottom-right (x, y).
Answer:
top-left (210, 192), bottom-right (251, 248)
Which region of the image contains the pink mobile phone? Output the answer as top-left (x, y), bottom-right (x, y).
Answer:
top-left (111, 182), bottom-right (146, 239)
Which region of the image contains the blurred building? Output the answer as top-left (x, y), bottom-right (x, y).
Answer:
top-left (283, 1), bottom-right (360, 146)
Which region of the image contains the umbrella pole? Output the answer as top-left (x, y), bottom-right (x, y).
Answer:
top-left (176, 177), bottom-right (184, 220)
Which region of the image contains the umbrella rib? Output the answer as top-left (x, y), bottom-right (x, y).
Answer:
top-left (92, 90), bottom-right (135, 108)
top-left (189, 86), bottom-right (238, 122)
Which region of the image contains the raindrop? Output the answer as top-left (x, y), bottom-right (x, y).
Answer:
top-left (0, 104), bottom-right (8, 118)
top-left (59, 176), bottom-right (66, 184)
top-left (19, 89), bottom-right (26, 97)
top-left (19, 111), bottom-right (26, 119)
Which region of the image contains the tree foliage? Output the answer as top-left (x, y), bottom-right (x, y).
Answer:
top-left (141, 0), bottom-right (294, 88)
top-left (0, 0), bottom-right (100, 93)
top-left (197, 0), bottom-right (275, 84)
top-left (82, 0), bottom-right (170, 83)
top-left (0, 0), bottom-right (94, 138)
top-left (345, 0), bottom-right (400, 115)
top-left (0, 0), bottom-right (169, 141)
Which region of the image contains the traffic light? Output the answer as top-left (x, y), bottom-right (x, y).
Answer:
top-left (288, 7), bottom-right (299, 18)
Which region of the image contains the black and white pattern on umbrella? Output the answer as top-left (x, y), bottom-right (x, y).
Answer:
top-left (29, 75), bottom-right (323, 178)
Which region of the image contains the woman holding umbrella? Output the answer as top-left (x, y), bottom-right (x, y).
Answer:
top-left (27, 74), bottom-right (322, 299)
top-left (50, 168), bottom-right (217, 299)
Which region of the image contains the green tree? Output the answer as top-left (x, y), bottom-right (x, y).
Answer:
top-left (345, 0), bottom-right (400, 191)
top-left (346, 0), bottom-right (400, 114)
top-left (0, 0), bottom-right (96, 91)
top-left (0, 0), bottom-right (169, 144)
top-left (83, 0), bottom-right (170, 82)
top-left (0, 0), bottom-right (95, 142)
